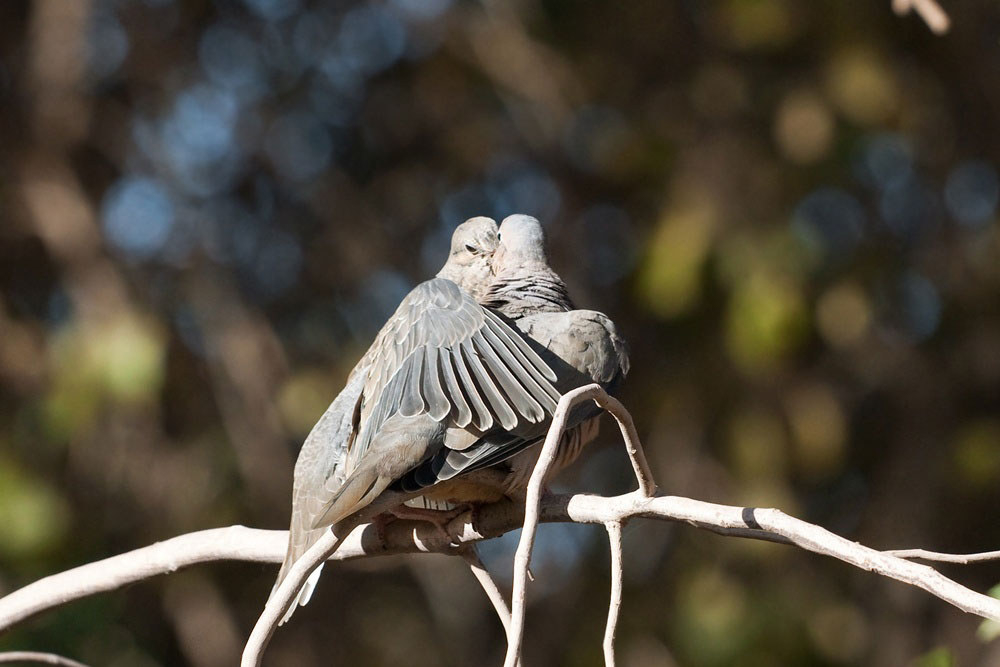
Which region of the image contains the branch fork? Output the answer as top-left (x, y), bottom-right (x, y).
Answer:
top-left (2, 385), bottom-right (999, 666)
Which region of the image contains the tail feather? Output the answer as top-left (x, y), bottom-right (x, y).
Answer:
top-left (271, 562), bottom-right (324, 626)
top-left (310, 465), bottom-right (391, 529)
top-left (270, 515), bottom-right (326, 625)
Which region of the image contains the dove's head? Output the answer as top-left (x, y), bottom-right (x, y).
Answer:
top-left (436, 216), bottom-right (499, 300)
top-left (492, 214), bottom-right (548, 274)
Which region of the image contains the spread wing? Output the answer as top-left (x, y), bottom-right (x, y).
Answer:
top-left (344, 278), bottom-right (562, 472)
top-left (394, 308), bottom-right (629, 494)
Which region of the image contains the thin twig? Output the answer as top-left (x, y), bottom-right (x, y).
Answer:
top-left (603, 521), bottom-right (624, 667)
top-left (892, 0), bottom-right (950, 34)
top-left (461, 545), bottom-right (516, 664)
top-left (885, 549), bottom-right (1000, 564)
top-left (241, 519), bottom-right (353, 667)
top-left (504, 385), bottom-right (592, 667)
top-left (590, 392), bottom-right (656, 497)
top-left (504, 384), bottom-right (657, 667)
top-left (0, 651), bottom-right (90, 667)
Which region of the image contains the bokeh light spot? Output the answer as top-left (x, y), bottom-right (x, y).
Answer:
top-left (714, 0), bottom-right (798, 50)
top-left (87, 10), bottom-right (129, 81)
top-left (878, 272), bottom-right (941, 341)
top-left (389, 0), bottom-right (453, 21)
top-left (199, 24), bottom-right (267, 100)
top-left (945, 160), bottom-right (999, 228)
top-left (816, 282), bottom-right (871, 347)
top-left (785, 384), bottom-right (846, 480)
top-left (952, 419), bottom-right (1000, 488)
top-left (726, 271), bottom-right (807, 372)
top-left (636, 198), bottom-right (717, 318)
top-left (164, 84), bottom-right (240, 165)
top-left (728, 407), bottom-right (787, 481)
top-left (339, 6), bottom-right (407, 76)
top-left (826, 49), bottom-right (899, 125)
top-left (854, 134), bottom-right (913, 191)
top-left (807, 603), bottom-right (869, 663)
top-left (277, 371), bottom-right (339, 436)
top-left (774, 89), bottom-right (834, 164)
top-left (242, 0), bottom-right (301, 21)
top-left (0, 457), bottom-right (69, 559)
top-left (879, 178), bottom-right (941, 241)
top-left (101, 176), bottom-right (175, 259)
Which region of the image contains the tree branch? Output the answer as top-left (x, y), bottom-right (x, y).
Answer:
top-left (505, 384), bottom-right (656, 667)
top-left (0, 653), bottom-right (90, 667)
top-left (884, 548), bottom-right (1000, 564)
top-left (1, 493), bottom-right (998, 645)
top-left (603, 520), bottom-right (625, 667)
top-left (3, 387), bottom-right (999, 665)
top-left (892, 0), bottom-right (951, 34)
top-left (461, 545), bottom-right (516, 665)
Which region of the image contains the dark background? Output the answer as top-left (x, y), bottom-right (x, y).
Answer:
top-left (1, 0), bottom-right (999, 665)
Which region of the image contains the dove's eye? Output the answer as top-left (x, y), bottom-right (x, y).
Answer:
top-left (465, 244), bottom-right (477, 253)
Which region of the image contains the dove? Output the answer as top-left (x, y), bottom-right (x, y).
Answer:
top-left (271, 217), bottom-right (503, 622)
top-left (375, 215), bottom-right (619, 511)
top-left (478, 214), bottom-right (630, 493)
top-left (274, 215), bottom-right (628, 625)
top-left (391, 214), bottom-right (628, 501)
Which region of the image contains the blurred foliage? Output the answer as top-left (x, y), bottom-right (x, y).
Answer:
top-left (979, 584), bottom-right (1000, 644)
top-left (1, 0), bottom-right (1000, 665)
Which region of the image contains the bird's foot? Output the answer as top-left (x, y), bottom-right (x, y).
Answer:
top-left (388, 504), bottom-right (471, 543)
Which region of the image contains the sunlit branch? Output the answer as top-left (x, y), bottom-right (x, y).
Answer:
top-left (0, 651), bottom-right (90, 667)
top-left (892, 0), bottom-right (951, 34)
top-left (461, 545), bottom-right (517, 666)
top-left (2, 389), bottom-right (999, 667)
top-left (603, 520), bottom-right (625, 667)
top-left (504, 384), bottom-right (656, 667)
top-left (885, 549), bottom-right (1000, 564)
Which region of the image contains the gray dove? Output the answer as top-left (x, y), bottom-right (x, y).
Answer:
top-left (271, 217), bottom-right (503, 622)
top-left (494, 214), bottom-right (629, 489)
top-left (275, 215), bottom-right (628, 625)
top-left (402, 213), bottom-right (629, 496)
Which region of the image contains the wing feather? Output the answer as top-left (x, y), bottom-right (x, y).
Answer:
top-left (422, 347), bottom-right (451, 421)
top-left (481, 312), bottom-right (561, 406)
top-left (450, 345), bottom-right (493, 431)
top-left (397, 353), bottom-right (425, 417)
top-left (347, 278), bottom-right (562, 473)
top-left (461, 339), bottom-right (517, 430)
top-left (472, 335), bottom-right (544, 423)
top-left (439, 350), bottom-right (473, 428)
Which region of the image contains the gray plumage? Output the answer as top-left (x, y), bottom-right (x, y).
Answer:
top-left (309, 276), bottom-right (562, 528)
top-left (272, 214), bottom-right (628, 624)
top-left (271, 217), bottom-right (501, 623)
top-left (480, 214), bottom-right (630, 492)
top-left (398, 215), bottom-right (629, 499)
